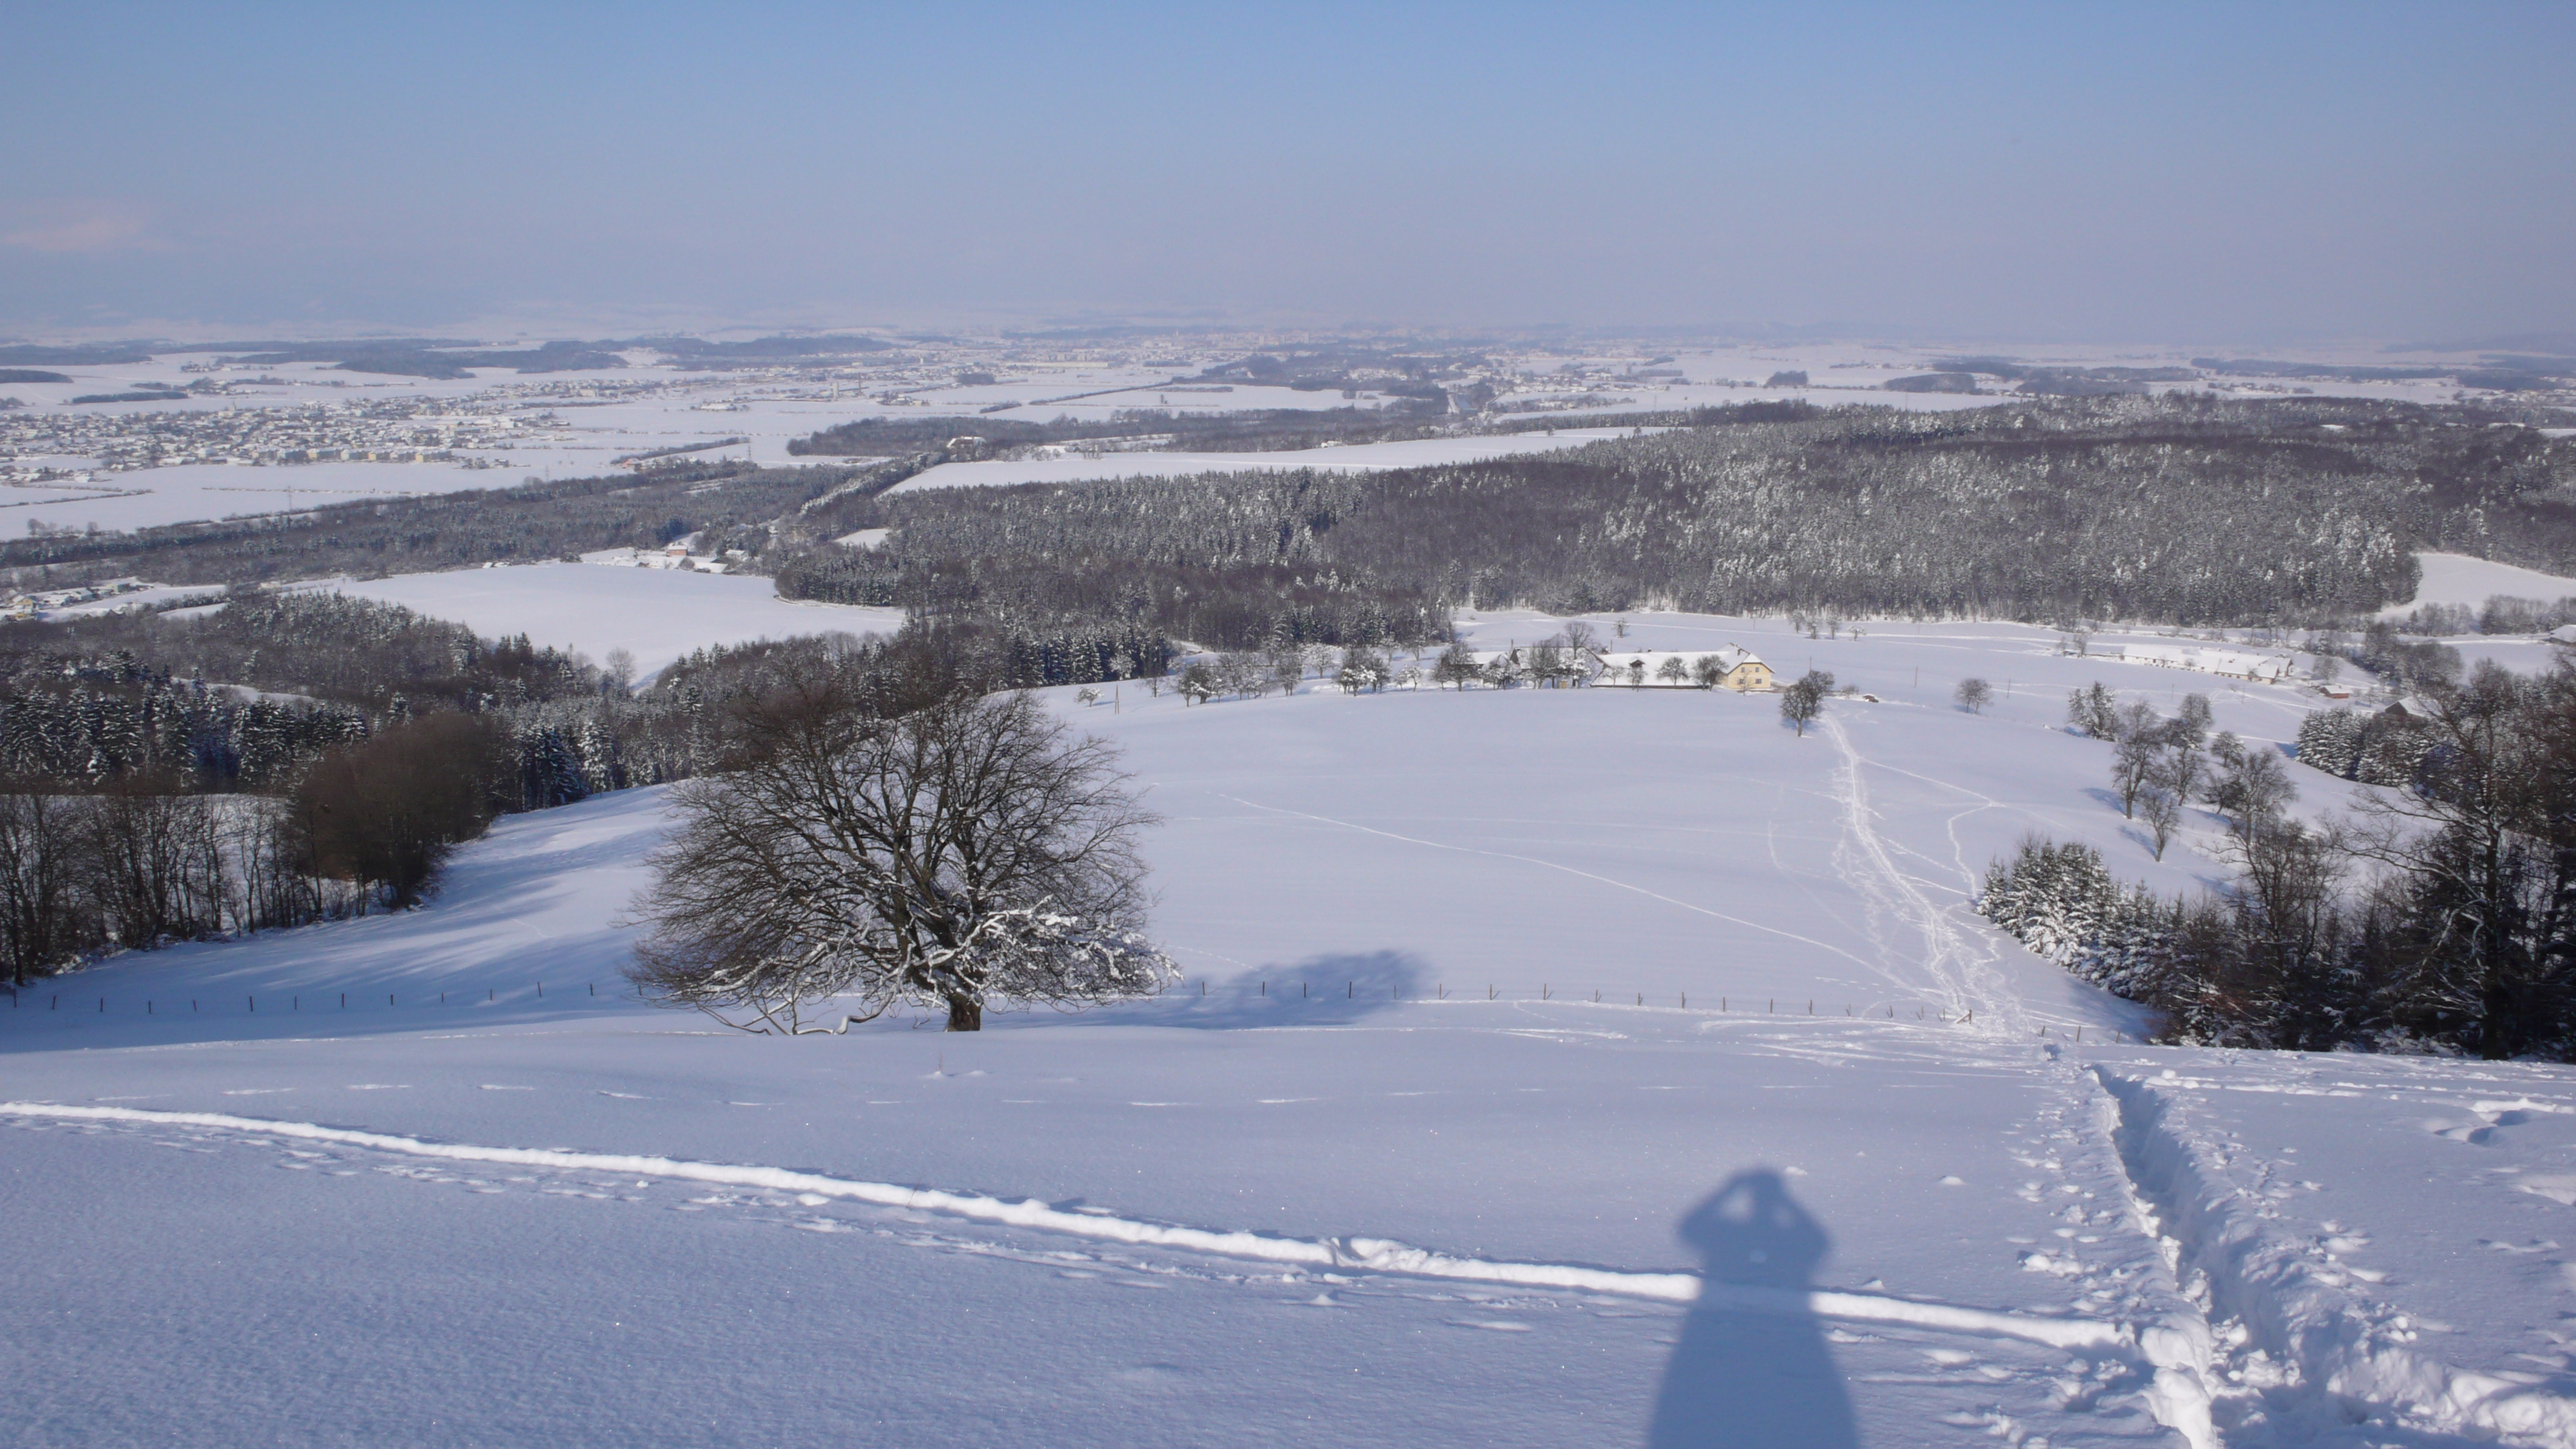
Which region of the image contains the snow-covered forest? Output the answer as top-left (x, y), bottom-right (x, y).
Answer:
top-left (773, 397), bottom-right (2573, 651)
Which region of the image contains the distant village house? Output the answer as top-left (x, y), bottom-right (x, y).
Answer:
top-left (1590, 647), bottom-right (1773, 691)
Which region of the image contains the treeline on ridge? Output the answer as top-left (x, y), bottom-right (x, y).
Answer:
top-left (0, 460), bottom-right (863, 587)
top-left (788, 401), bottom-right (1451, 460)
top-left (780, 395), bottom-right (2576, 629)
top-left (0, 606), bottom-right (1010, 982)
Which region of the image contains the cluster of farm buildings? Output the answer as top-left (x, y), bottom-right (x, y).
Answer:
top-left (1465, 645), bottom-right (1775, 690)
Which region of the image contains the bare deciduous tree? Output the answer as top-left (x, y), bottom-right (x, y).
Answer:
top-left (2343, 660), bottom-right (2558, 1056)
top-left (628, 682), bottom-right (1172, 1033)
top-left (296, 714), bottom-right (512, 908)
top-left (1780, 671), bottom-right (1830, 736)
top-left (1433, 642), bottom-right (1480, 689)
top-left (0, 788), bottom-right (88, 986)
top-left (1954, 678), bottom-right (1992, 714)
top-left (2111, 728), bottom-right (2162, 818)
top-left (2210, 747), bottom-right (2297, 846)
top-left (2162, 741), bottom-right (2209, 807)
top-left (2138, 783), bottom-right (2181, 860)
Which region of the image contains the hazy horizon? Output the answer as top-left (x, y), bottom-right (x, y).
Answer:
top-left (5, 2), bottom-right (2571, 345)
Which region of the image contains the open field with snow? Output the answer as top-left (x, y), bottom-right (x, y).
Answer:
top-left (14, 336), bottom-right (2550, 541)
top-left (9, 612), bottom-right (2575, 1447)
top-left (2381, 552), bottom-right (2576, 617)
top-left (310, 564), bottom-right (905, 681)
top-left (0, 458), bottom-right (535, 535)
top-left (887, 428), bottom-right (1649, 494)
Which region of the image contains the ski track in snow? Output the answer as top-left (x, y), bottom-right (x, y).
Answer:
top-left (4, 1100), bottom-right (2134, 1354)
top-left (1821, 715), bottom-right (2025, 1034)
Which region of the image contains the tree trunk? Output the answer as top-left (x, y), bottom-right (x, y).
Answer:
top-left (945, 993), bottom-right (983, 1032)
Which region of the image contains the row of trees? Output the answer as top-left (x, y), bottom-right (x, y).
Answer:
top-left (0, 714), bottom-right (515, 986)
top-left (1172, 644), bottom-right (1408, 702)
top-left (786, 402), bottom-right (1450, 462)
top-left (0, 606), bottom-right (651, 811)
top-left (1989, 661), bottom-right (2576, 1058)
top-left (2381, 595), bottom-right (2576, 639)
top-left (0, 610), bottom-right (1025, 983)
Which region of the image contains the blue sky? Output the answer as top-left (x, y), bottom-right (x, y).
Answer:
top-left (3, 1), bottom-right (2568, 342)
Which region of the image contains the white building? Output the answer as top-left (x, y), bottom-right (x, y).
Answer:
top-left (1590, 647), bottom-right (1772, 690)
top-left (2103, 643), bottom-right (2297, 683)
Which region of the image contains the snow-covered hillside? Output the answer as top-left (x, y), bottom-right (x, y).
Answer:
top-left (6, 617), bottom-right (2574, 1447)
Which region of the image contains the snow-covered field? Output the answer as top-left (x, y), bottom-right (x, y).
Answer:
top-left (887, 428), bottom-right (1648, 494)
top-left (2382, 552), bottom-right (2576, 617)
top-left (16, 336), bottom-right (2546, 541)
top-left (0, 457), bottom-right (547, 536)
top-left (9, 612), bottom-right (2574, 1447)
top-left (313, 564), bottom-right (905, 681)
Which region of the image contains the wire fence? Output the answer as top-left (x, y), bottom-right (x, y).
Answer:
top-left (4, 976), bottom-right (2139, 1045)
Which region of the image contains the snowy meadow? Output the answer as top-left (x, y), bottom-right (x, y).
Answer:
top-left (7, 609), bottom-right (2574, 1447)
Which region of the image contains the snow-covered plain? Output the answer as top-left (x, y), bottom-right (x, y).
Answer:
top-left (7, 613), bottom-right (2575, 1447)
top-left (314, 563), bottom-right (904, 681)
top-left (0, 457), bottom-right (556, 537)
top-left (9, 335), bottom-right (2559, 540)
top-left (887, 428), bottom-right (1650, 494)
top-left (2382, 552), bottom-right (2576, 617)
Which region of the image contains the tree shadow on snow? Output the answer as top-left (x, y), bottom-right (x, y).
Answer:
top-left (1647, 1170), bottom-right (1858, 1449)
top-left (2080, 785), bottom-right (2130, 814)
top-left (1114, 950), bottom-right (1428, 1029)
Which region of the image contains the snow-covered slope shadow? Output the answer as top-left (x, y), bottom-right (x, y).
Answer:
top-left (0, 789), bottom-right (673, 1053)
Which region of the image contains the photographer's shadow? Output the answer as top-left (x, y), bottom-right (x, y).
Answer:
top-left (1648, 1170), bottom-right (1858, 1448)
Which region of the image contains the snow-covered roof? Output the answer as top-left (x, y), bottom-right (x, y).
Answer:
top-left (1589, 648), bottom-right (1769, 684)
top-left (2101, 644), bottom-right (2295, 681)
top-left (1592, 647), bottom-right (1766, 671)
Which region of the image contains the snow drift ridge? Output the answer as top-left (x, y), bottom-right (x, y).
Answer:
top-left (4, 1100), bottom-right (2124, 1351)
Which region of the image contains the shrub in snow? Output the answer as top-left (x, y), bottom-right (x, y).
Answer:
top-left (1336, 649), bottom-right (1389, 694)
top-left (2066, 681), bottom-right (2119, 740)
